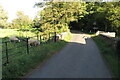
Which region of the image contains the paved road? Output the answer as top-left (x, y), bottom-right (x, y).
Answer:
top-left (26, 31), bottom-right (112, 78)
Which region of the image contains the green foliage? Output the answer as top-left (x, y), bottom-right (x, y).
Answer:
top-left (34, 2), bottom-right (87, 33)
top-left (0, 29), bottom-right (36, 38)
top-left (2, 31), bottom-right (72, 78)
top-left (34, 2), bottom-right (120, 36)
top-left (0, 5), bottom-right (8, 28)
top-left (10, 11), bottom-right (33, 29)
top-left (93, 36), bottom-right (119, 78)
top-left (69, 2), bottom-right (120, 36)
top-left (94, 2), bottom-right (120, 33)
top-left (2, 41), bottom-right (67, 78)
top-left (105, 2), bottom-right (120, 35)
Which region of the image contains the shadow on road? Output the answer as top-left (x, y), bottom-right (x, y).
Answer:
top-left (25, 32), bottom-right (112, 78)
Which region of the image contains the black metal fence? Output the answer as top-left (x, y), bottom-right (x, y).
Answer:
top-left (1, 32), bottom-right (57, 66)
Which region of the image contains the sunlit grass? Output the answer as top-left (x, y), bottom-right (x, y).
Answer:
top-left (90, 33), bottom-right (96, 37)
top-left (0, 29), bottom-right (36, 38)
top-left (64, 31), bottom-right (72, 42)
top-left (2, 29), bottom-right (72, 78)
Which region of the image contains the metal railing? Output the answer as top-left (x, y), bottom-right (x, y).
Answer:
top-left (1, 32), bottom-right (57, 66)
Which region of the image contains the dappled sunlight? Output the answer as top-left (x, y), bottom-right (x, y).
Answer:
top-left (70, 31), bottom-right (91, 44)
top-left (70, 37), bottom-right (87, 44)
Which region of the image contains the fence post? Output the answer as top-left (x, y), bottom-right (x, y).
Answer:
top-left (54, 32), bottom-right (56, 42)
top-left (49, 33), bottom-right (50, 42)
top-left (40, 35), bottom-right (41, 44)
top-left (37, 34), bottom-right (39, 40)
top-left (5, 42), bottom-right (9, 63)
top-left (26, 38), bottom-right (29, 54)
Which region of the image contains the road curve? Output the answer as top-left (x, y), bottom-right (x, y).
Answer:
top-left (26, 31), bottom-right (112, 78)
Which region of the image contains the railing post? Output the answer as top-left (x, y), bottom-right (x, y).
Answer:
top-left (26, 38), bottom-right (29, 54)
top-left (5, 42), bottom-right (9, 63)
top-left (37, 34), bottom-right (39, 40)
top-left (54, 32), bottom-right (56, 42)
top-left (40, 35), bottom-right (42, 44)
top-left (49, 33), bottom-right (50, 42)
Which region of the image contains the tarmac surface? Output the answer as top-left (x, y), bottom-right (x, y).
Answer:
top-left (26, 31), bottom-right (112, 78)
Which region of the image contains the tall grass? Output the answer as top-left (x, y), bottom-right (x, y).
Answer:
top-left (2, 41), bottom-right (67, 78)
top-left (0, 29), bottom-right (36, 38)
top-left (1, 29), bottom-right (72, 78)
top-left (93, 36), bottom-right (119, 78)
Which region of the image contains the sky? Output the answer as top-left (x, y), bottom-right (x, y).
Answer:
top-left (0, 0), bottom-right (44, 22)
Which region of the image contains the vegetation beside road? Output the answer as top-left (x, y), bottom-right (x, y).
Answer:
top-left (3, 41), bottom-right (65, 78)
top-left (0, 29), bottom-right (38, 38)
top-left (2, 31), bottom-right (72, 78)
top-left (93, 35), bottom-right (119, 78)
top-left (1, 0), bottom-right (120, 78)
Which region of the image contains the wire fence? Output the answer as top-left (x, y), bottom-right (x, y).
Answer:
top-left (1, 32), bottom-right (57, 66)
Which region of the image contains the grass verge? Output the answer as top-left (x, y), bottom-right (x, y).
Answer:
top-left (92, 35), bottom-right (119, 78)
top-left (2, 32), bottom-right (72, 78)
top-left (0, 29), bottom-right (37, 38)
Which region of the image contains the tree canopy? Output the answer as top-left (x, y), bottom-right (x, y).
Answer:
top-left (34, 1), bottom-right (87, 33)
top-left (34, 1), bottom-right (120, 36)
top-left (0, 5), bottom-right (8, 28)
top-left (10, 11), bottom-right (32, 29)
top-left (1, 1), bottom-right (119, 36)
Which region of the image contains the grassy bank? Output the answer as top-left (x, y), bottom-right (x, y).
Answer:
top-left (3, 41), bottom-right (66, 78)
top-left (0, 29), bottom-right (37, 38)
top-left (92, 36), bottom-right (119, 78)
top-left (2, 30), bottom-right (72, 78)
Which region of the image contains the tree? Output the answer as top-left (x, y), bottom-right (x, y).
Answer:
top-left (34, 1), bottom-right (120, 36)
top-left (76, 2), bottom-right (120, 35)
top-left (34, 1), bottom-right (87, 33)
top-left (92, 2), bottom-right (120, 35)
top-left (105, 2), bottom-right (120, 35)
top-left (10, 11), bottom-right (32, 29)
top-left (0, 5), bottom-right (8, 28)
